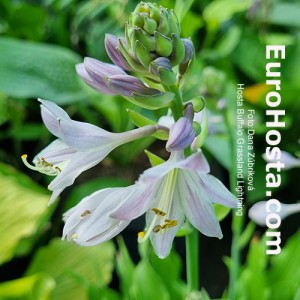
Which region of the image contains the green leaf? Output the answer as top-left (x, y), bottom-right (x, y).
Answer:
top-left (0, 162), bottom-right (51, 265)
top-left (203, 134), bottom-right (230, 169)
top-left (0, 273), bottom-right (55, 300)
top-left (215, 25), bottom-right (241, 57)
top-left (175, 0), bottom-right (195, 22)
top-left (124, 92), bottom-right (174, 110)
top-left (262, 3), bottom-right (300, 27)
top-left (144, 149), bottom-right (165, 167)
top-left (231, 30), bottom-right (266, 82)
top-left (238, 221), bottom-right (256, 249)
top-left (130, 261), bottom-right (170, 300)
top-left (6, 3), bottom-right (47, 41)
top-left (127, 109), bottom-right (168, 140)
top-left (116, 238), bottom-right (135, 299)
top-left (184, 96), bottom-right (205, 113)
top-left (213, 204), bottom-right (230, 221)
top-left (149, 249), bottom-right (186, 299)
top-left (203, 0), bottom-right (252, 31)
top-left (0, 37), bottom-right (86, 104)
top-left (26, 239), bottom-right (115, 300)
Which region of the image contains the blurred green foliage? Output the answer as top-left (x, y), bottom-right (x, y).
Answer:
top-left (0, 0), bottom-right (299, 299)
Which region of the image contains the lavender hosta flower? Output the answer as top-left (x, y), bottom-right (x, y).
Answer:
top-left (263, 150), bottom-right (300, 170)
top-left (63, 187), bottom-right (134, 245)
top-left (76, 57), bottom-right (159, 97)
top-left (248, 201), bottom-right (300, 226)
top-left (60, 114), bottom-right (236, 258)
top-left (112, 149), bottom-right (237, 258)
top-left (111, 114), bottom-right (236, 258)
top-left (76, 57), bottom-right (174, 110)
top-left (22, 99), bottom-right (158, 204)
top-left (166, 103), bottom-right (195, 151)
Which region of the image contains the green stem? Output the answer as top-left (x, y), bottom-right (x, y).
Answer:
top-left (224, 106), bottom-right (244, 300)
top-left (186, 228), bottom-right (199, 292)
top-left (163, 84), bottom-right (199, 291)
top-left (163, 84), bottom-right (183, 121)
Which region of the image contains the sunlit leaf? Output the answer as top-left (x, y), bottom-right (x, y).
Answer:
top-left (26, 238), bottom-right (115, 300)
top-left (130, 261), bottom-right (170, 300)
top-left (0, 273), bottom-right (55, 300)
top-left (0, 37), bottom-right (85, 104)
top-left (0, 162), bottom-right (50, 265)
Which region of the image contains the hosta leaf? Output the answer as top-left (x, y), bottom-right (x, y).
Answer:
top-left (0, 37), bottom-right (86, 104)
top-left (0, 162), bottom-right (50, 265)
top-left (26, 238), bottom-right (115, 300)
top-left (127, 109), bottom-right (168, 140)
top-left (0, 273), bottom-right (55, 300)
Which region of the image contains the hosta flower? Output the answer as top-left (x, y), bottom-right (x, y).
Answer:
top-left (249, 201), bottom-right (300, 226)
top-left (112, 149), bottom-right (237, 258)
top-left (22, 99), bottom-right (158, 204)
top-left (63, 187), bottom-right (134, 245)
top-left (62, 111), bottom-right (236, 258)
top-left (263, 150), bottom-right (300, 170)
top-left (76, 57), bottom-right (173, 110)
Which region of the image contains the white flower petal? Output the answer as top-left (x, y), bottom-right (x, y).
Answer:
top-left (175, 150), bottom-right (210, 173)
top-left (178, 170), bottom-right (223, 238)
top-left (263, 150), bottom-right (300, 170)
top-left (33, 139), bottom-right (75, 165)
top-left (198, 173), bottom-right (237, 208)
top-left (148, 187), bottom-right (184, 258)
top-left (248, 201), bottom-right (300, 226)
top-left (58, 118), bottom-right (116, 151)
top-left (64, 187), bottom-right (133, 245)
top-left (48, 150), bottom-right (110, 199)
top-left (110, 183), bottom-right (154, 220)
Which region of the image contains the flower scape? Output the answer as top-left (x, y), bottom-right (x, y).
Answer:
top-left (22, 2), bottom-right (237, 259)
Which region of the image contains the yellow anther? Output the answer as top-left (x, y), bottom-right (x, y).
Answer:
top-left (152, 208), bottom-right (166, 216)
top-left (152, 225), bottom-right (162, 233)
top-left (164, 219), bottom-right (178, 228)
top-left (80, 210), bottom-right (91, 218)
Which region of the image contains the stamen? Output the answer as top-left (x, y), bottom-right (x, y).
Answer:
top-left (138, 231), bottom-right (145, 242)
top-left (152, 208), bottom-right (166, 216)
top-left (21, 154), bottom-right (61, 176)
top-left (152, 225), bottom-right (162, 233)
top-left (80, 210), bottom-right (91, 218)
top-left (164, 219), bottom-right (178, 228)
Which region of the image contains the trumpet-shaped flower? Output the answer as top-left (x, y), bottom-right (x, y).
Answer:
top-left (22, 99), bottom-right (157, 204)
top-left (63, 187), bottom-right (134, 245)
top-left (248, 201), bottom-right (300, 226)
top-left (62, 112), bottom-right (236, 258)
top-left (263, 150), bottom-right (300, 170)
top-left (76, 57), bottom-right (163, 97)
top-left (112, 149), bottom-right (237, 258)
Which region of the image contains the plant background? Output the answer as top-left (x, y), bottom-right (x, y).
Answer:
top-left (0, 0), bottom-right (299, 299)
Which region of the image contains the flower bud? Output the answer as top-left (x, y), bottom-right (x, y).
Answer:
top-left (117, 2), bottom-right (190, 80)
top-left (150, 57), bottom-right (176, 86)
top-left (166, 103), bottom-right (195, 152)
top-left (248, 201), bottom-right (300, 226)
top-left (199, 67), bottom-right (226, 98)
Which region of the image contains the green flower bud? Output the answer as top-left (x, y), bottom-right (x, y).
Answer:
top-left (155, 32), bottom-right (173, 57)
top-left (200, 67), bottom-right (226, 98)
top-left (115, 2), bottom-right (195, 85)
top-left (150, 57), bottom-right (176, 86)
